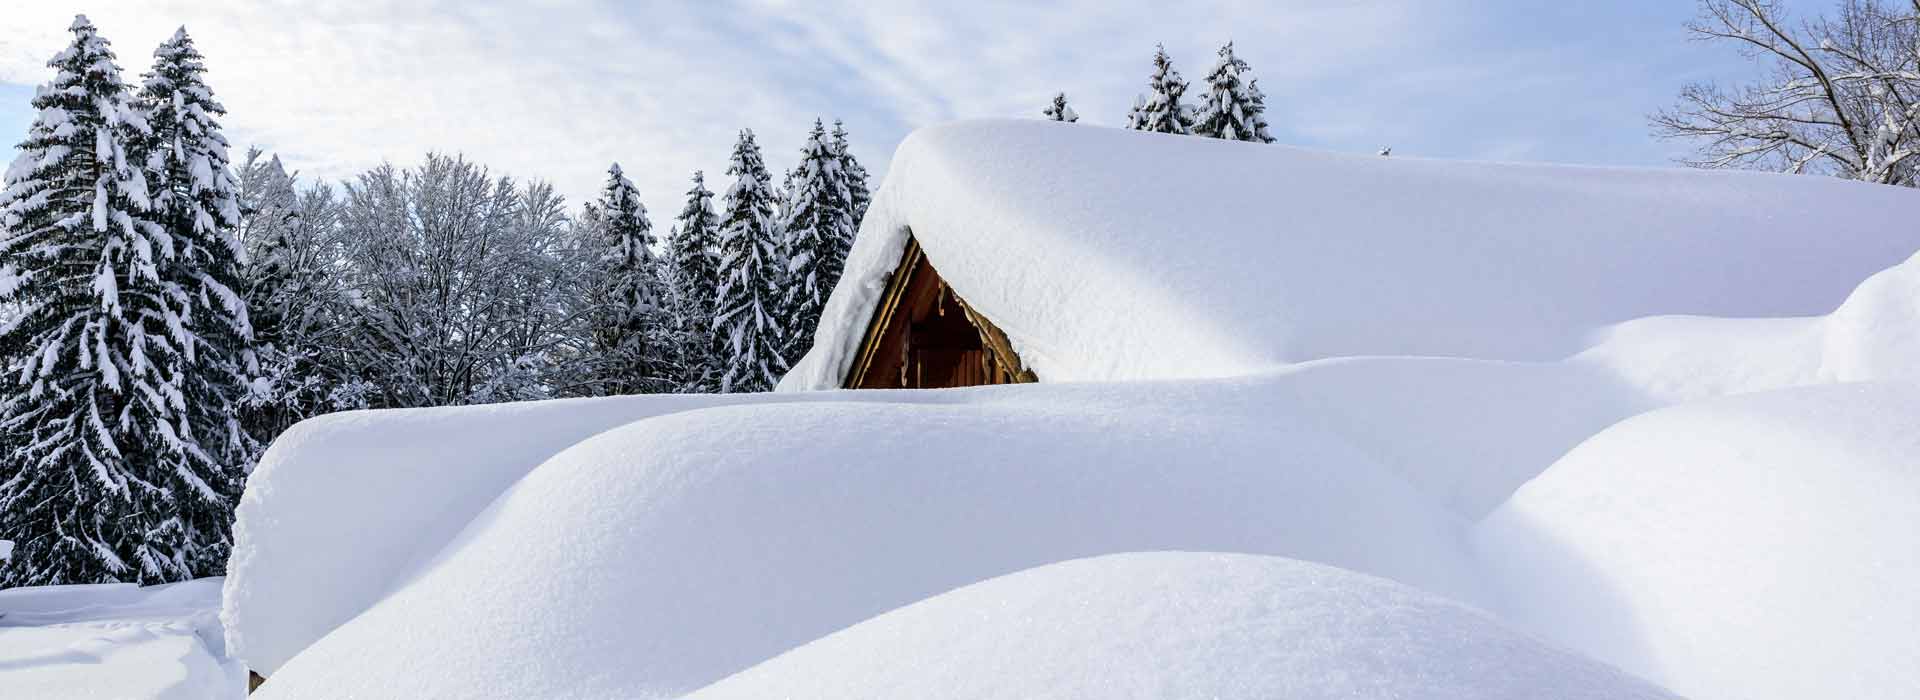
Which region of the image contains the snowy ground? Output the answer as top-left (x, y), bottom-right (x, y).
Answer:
top-left (0, 578), bottom-right (243, 699)
top-left (226, 124), bottom-right (1920, 699)
top-left (7, 121), bottom-right (1920, 699)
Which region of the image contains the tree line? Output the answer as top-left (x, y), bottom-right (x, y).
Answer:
top-left (0, 17), bottom-right (869, 587)
top-left (1044, 41), bottom-right (1277, 143)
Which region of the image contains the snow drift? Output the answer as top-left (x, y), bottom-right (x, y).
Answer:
top-left (223, 391), bottom-right (851, 674)
top-left (247, 380), bottom-right (1500, 698)
top-left (226, 121), bottom-right (1920, 700)
top-left (1479, 383), bottom-right (1920, 700)
top-left (784, 120), bottom-right (1920, 388)
top-left (690, 552), bottom-right (1679, 700)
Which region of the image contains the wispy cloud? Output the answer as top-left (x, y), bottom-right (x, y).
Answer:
top-left (0, 0), bottom-right (1818, 208)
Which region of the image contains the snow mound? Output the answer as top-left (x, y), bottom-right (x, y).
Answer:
top-left (0, 578), bottom-right (242, 699)
top-left (248, 383), bottom-right (1495, 699)
top-left (222, 391), bottom-right (860, 675)
top-left (690, 552), bottom-right (1677, 700)
top-left (784, 120), bottom-right (1920, 389)
top-left (1819, 250), bottom-right (1920, 383)
top-left (225, 122), bottom-right (1920, 699)
top-left (1578, 249), bottom-right (1920, 403)
top-left (1477, 383), bottom-right (1920, 700)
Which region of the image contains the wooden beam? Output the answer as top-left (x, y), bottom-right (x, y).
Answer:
top-left (843, 231), bottom-right (1038, 388)
top-left (845, 238), bottom-right (924, 388)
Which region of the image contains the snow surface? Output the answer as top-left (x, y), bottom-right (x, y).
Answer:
top-left (224, 392), bottom-right (838, 674)
top-left (1478, 383), bottom-right (1920, 700)
top-left (0, 578), bottom-right (242, 699)
top-left (227, 121), bottom-right (1920, 700)
top-left (783, 120), bottom-right (1920, 388)
top-left (690, 552), bottom-right (1678, 700)
top-left (246, 379), bottom-right (1492, 698)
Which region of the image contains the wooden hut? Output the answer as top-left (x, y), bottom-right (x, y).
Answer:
top-left (843, 236), bottom-right (1035, 389)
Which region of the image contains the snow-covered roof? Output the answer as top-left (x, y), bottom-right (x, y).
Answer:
top-left (783, 120), bottom-right (1920, 389)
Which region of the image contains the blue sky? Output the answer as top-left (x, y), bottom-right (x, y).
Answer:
top-left (0, 0), bottom-right (1836, 206)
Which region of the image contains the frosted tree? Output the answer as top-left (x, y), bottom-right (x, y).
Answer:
top-left (0, 17), bottom-right (217, 586)
top-left (235, 154), bottom-right (350, 437)
top-left (667, 171), bottom-right (722, 391)
top-left (1127, 45), bottom-right (1194, 135)
top-left (236, 150), bottom-right (305, 440)
top-left (832, 120), bottom-right (872, 226)
top-left (334, 154), bottom-right (575, 407)
top-left (1044, 92), bottom-right (1080, 122)
top-left (1192, 42), bottom-right (1274, 143)
top-left (1653, 0), bottom-right (1920, 186)
top-left (474, 180), bottom-right (576, 404)
top-left (586, 163), bottom-right (669, 395)
top-left (713, 130), bottom-right (787, 392)
top-left (780, 119), bottom-right (856, 365)
top-left (140, 27), bottom-right (257, 487)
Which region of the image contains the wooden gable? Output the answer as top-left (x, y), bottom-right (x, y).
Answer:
top-left (844, 236), bottom-right (1037, 389)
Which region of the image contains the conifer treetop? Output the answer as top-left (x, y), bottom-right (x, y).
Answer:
top-left (830, 120), bottom-right (871, 223)
top-left (1045, 92), bottom-right (1079, 123)
top-left (1129, 44), bottom-right (1194, 135)
top-left (599, 162), bottom-right (655, 258)
top-left (1193, 41), bottom-right (1275, 143)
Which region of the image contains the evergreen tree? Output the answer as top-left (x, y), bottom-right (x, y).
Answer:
top-left (831, 120), bottom-right (871, 228)
top-left (139, 28), bottom-right (256, 506)
top-left (1127, 45), bottom-right (1194, 135)
top-left (667, 171), bottom-right (722, 391)
top-left (712, 130), bottom-right (786, 392)
top-left (238, 150), bottom-right (299, 355)
top-left (588, 163), bottom-right (668, 395)
top-left (0, 16), bottom-right (211, 586)
top-left (780, 119), bottom-right (855, 365)
top-left (1192, 42), bottom-right (1274, 143)
top-left (236, 151), bottom-right (337, 443)
top-left (1044, 93), bottom-right (1080, 122)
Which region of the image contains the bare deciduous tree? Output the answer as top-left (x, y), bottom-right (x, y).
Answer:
top-left (1654, 0), bottom-right (1920, 187)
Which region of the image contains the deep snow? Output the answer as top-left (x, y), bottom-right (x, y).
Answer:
top-left (783, 120), bottom-right (1920, 388)
top-left (247, 380), bottom-right (1490, 698)
top-left (1479, 383), bottom-right (1920, 700)
top-left (0, 578), bottom-right (241, 699)
top-left (222, 121), bottom-right (1920, 700)
top-left (691, 552), bottom-right (1680, 700)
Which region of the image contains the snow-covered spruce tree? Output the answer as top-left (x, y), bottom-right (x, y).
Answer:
top-left (780, 119), bottom-right (855, 365)
top-left (831, 120), bottom-right (871, 227)
top-left (139, 28), bottom-right (256, 516)
top-left (1128, 45), bottom-right (1194, 135)
top-left (1044, 93), bottom-right (1079, 122)
top-left (667, 171), bottom-right (722, 392)
top-left (1192, 42), bottom-right (1274, 143)
top-left (586, 163), bottom-right (670, 395)
top-left (713, 130), bottom-right (787, 392)
top-left (0, 17), bottom-right (210, 586)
